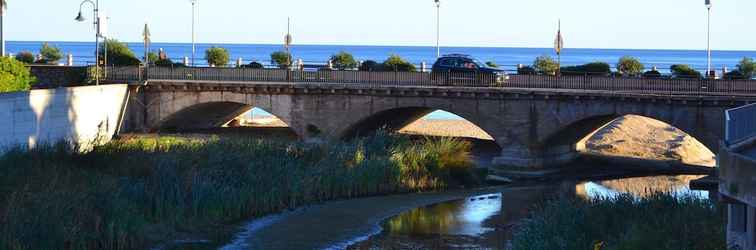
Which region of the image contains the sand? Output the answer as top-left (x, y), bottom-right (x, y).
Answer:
top-left (235, 115), bottom-right (715, 167)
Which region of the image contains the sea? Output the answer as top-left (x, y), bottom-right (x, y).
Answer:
top-left (10, 41), bottom-right (756, 120)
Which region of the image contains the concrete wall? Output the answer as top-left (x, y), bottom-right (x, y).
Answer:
top-left (0, 84), bottom-right (129, 150)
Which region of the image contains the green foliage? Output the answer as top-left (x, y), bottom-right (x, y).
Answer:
top-left (100, 39), bottom-right (141, 66)
top-left (383, 54), bottom-right (416, 72)
top-left (485, 61), bottom-right (499, 68)
top-left (359, 60), bottom-right (382, 71)
top-left (205, 47), bottom-right (230, 67)
top-left (561, 62), bottom-right (611, 76)
top-left (14, 51), bottom-right (35, 64)
top-left (270, 51), bottom-right (291, 69)
top-left (146, 52), bottom-right (159, 64)
top-left (533, 56), bottom-right (559, 75)
top-left (670, 64), bottom-right (702, 79)
top-left (617, 56), bottom-right (644, 76)
top-left (511, 192), bottom-right (726, 250)
top-left (518, 66), bottom-right (537, 75)
top-left (0, 57), bottom-right (36, 92)
top-left (736, 57), bottom-right (756, 79)
top-left (724, 70), bottom-right (745, 80)
top-left (0, 133), bottom-right (474, 249)
top-left (38, 42), bottom-right (62, 64)
top-left (330, 51), bottom-right (358, 70)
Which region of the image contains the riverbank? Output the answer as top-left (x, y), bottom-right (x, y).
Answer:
top-left (0, 133), bottom-right (477, 250)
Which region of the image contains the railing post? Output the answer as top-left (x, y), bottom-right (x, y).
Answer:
top-left (66, 54), bottom-right (74, 66)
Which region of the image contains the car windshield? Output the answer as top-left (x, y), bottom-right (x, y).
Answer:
top-left (472, 59), bottom-right (489, 68)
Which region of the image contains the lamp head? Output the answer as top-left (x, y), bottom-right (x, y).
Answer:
top-left (75, 11), bottom-right (86, 22)
top-left (705, 0), bottom-right (711, 8)
top-left (435, 0), bottom-right (440, 6)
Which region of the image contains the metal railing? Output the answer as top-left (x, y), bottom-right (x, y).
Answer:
top-left (726, 103), bottom-right (756, 145)
top-left (96, 66), bottom-right (756, 95)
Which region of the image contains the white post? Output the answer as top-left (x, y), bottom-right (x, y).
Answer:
top-left (327, 60), bottom-right (333, 70)
top-left (297, 58), bottom-right (304, 70)
top-left (67, 54), bottom-right (74, 66)
top-left (191, 0), bottom-right (197, 67)
top-left (237, 57), bottom-right (243, 67)
top-left (421, 61), bottom-right (427, 73)
top-left (706, 3), bottom-right (712, 78)
top-left (183, 56), bottom-right (189, 66)
top-left (435, 0), bottom-right (441, 58)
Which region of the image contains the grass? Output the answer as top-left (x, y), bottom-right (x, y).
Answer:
top-left (511, 192), bottom-right (726, 250)
top-left (0, 132), bottom-right (476, 250)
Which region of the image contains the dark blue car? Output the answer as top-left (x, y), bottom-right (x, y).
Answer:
top-left (431, 54), bottom-right (509, 85)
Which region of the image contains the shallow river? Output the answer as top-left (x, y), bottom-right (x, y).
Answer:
top-left (346, 175), bottom-right (707, 250)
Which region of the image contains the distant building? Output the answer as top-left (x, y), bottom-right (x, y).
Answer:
top-left (719, 103), bottom-right (756, 249)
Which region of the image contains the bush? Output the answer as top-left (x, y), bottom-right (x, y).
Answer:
top-left (359, 60), bottom-right (382, 71)
top-left (561, 62), bottom-right (611, 76)
top-left (533, 56), bottom-right (558, 75)
top-left (38, 42), bottom-right (62, 64)
top-left (642, 70), bottom-right (663, 78)
top-left (241, 61), bottom-right (264, 69)
top-left (101, 39), bottom-right (141, 66)
top-left (383, 55), bottom-right (416, 72)
top-left (518, 66), bottom-right (537, 75)
top-left (724, 70), bottom-right (745, 80)
top-left (271, 51), bottom-right (291, 69)
top-left (736, 57), bottom-right (756, 79)
top-left (146, 52), bottom-right (159, 65)
top-left (0, 57), bottom-right (36, 92)
top-left (485, 61), bottom-right (499, 68)
top-left (14, 51), bottom-right (35, 64)
top-left (617, 56), bottom-right (644, 76)
top-left (205, 47), bottom-right (230, 67)
top-left (330, 51), bottom-right (358, 70)
top-left (154, 58), bottom-right (184, 68)
top-left (670, 64), bottom-right (702, 79)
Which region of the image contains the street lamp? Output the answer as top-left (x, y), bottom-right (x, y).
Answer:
top-left (191, 0), bottom-right (197, 67)
top-left (75, 0), bottom-right (100, 85)
top-left (1, 0), bottom-right (7, 57)
top-left (705, 0), bottom-right (712, 78)
top-left (435, 0), bottom-right (440, 58)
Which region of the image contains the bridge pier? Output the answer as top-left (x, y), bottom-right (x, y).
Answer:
top-left (493, 143), bottom-right (580, 168)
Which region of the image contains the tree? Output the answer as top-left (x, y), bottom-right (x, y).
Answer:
top-left (330, 51), bottom-right (357, 70)
top-left (205, 47), bottom-right (230, 67)
top-left (100, 39), bottom-right (141, 66)
top-left (561, 62), bottom-right (611, 76)
top-left (38, 42), bottom-right (62, 64)
top-left (533, 56), bottom-right (558, 75)
top-left (617, 56), bottom-right (644, 76)
top-left (146, 52), bottom-right (159, 65)
top-left (15, 51), bottom-right (34, 64)
top-left (270, 51), bottom-right (291, 69)
top-left (736, 57), bottom-right (756, 79)
top-left (383, 54), bottom-right (416, 72)
top-left (670, 64), bottom-right (702, 79)
top-left (241, 61), bottom-right (264, 69)
top-left (0, 56), bottom-right (36, 93)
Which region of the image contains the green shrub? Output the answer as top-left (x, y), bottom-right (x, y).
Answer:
top-left (205, 47), bottom-right (230, 67)
top-left (241, 61), bottom-right (264, 69)
top-left (0, 133), bottom-right (473, 249)
top-left (485, 61), bottom-right (499, 68)
top-left (38, 42), bottom-right (62, 64)
top-left (617, 56), bottom-right (644, 76)
top-left (724, 70), bottom-right (745, 80)
top-left (383, 55), bottom-right (416, 72)
top-left (518, 66), bottom-right (537, 75)
top-left (330, 51), bottom-right (358, 70)
top-left (271, 51), bottom-right (291, 69)
top-left (561, 62), bottom-right (611, 76)
top-left (642, 70), bottom-right (663, 78)
top-left (670, 64), bottom-right (702, 79)
top-left (100, 39), bottom-right (141, 66)
top-left (146, 52), bottom-right (159, 64)
top-left (359, 60), bottom-right (382, 71)
top-left (14, 51), bottom-right (35, 64)
top-left (533, 56), bottom-right (558, 75)
top-left (736, 57), bottom-right (756, 79)
top-left (0, 57), bottom-right (36, 92)
top-left (511, 193), bottom-right (725, 250)
top-left (154, 58), bottom-right (184, 68)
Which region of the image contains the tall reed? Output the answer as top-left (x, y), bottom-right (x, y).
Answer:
top-left (0, 132), bottom-right (474, 249)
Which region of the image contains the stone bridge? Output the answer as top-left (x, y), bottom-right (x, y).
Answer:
top-left (121, 79), bottom-right (756, 168)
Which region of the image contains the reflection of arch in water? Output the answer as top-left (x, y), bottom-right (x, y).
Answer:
top-left (577, 175), bottom-right (707, 199)
top-left (540, 114), bottom-right (715, 166)
top-left (156, 102), bottom-right (298, 137)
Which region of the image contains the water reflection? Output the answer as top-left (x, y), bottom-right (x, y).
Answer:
top-left (350, 175), bottom-right (709, 249)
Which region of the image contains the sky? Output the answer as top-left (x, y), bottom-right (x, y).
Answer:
top-left (4, 0), bottom-right (754, 50)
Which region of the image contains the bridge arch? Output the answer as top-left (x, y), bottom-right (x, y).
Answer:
top-left (539, 114), bottom-right (716, 166)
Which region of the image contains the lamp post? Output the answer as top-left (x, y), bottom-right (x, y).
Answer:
top-left (75, 0), bottom-right (100, 85)
top-left (705, 0), bottom-right (712, 78)
top-left (191, 0), bottom-right (197, 67)
top-left (435, 0), bottom-right (440, 58)
top-left (1, 0), bottom-right (7, 57)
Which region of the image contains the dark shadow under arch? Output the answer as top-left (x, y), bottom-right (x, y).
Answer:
top-left (157, 102), bottom-right (299, 139)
